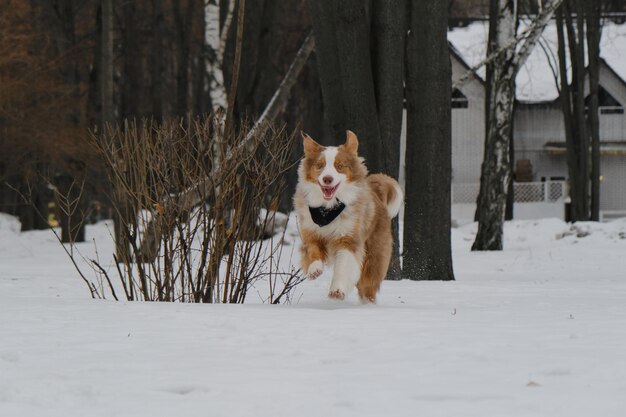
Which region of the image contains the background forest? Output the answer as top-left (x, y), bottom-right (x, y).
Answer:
top-left (0, 0), bottom-right (523, 230)
top-left (1, 0), bottom-right (625, 282)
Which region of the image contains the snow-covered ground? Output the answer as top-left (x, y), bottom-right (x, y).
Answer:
top-left (1, 213), bottom-right (626, 416)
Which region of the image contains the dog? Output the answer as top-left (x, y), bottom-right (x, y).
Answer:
top-left (294, 130), bottom-right (403, 303)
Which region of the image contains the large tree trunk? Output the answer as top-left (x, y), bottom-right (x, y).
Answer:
top-left (402, 0), bottom-right (454, 281)
top-left (371, 0), bottom-right (405, 278)
top-left (309, 0), bottom-right (385, 159)
top-left (372, 0), bottom-right (404, 179)
top-left (334, 0), bottom-right (382, 174)
top-left (308, 1), bottom-right (345, 144)
top-left (310, 0), bottom-right (404, 274)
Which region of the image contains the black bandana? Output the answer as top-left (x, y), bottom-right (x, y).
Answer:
top-left (309, 201), bottom-right (346, 227)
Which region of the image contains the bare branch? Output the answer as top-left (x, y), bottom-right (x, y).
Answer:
top-left (138, 32), bottom-right (315, 261)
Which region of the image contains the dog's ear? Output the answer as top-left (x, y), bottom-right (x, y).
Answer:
top-left (301, 131), bottom-right (323, 156)
top-left (344, 130), bottom-right (359, 155)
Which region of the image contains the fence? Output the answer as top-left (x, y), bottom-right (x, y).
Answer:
top-left (452, 181), bottom-right (567, 204)
top-left (451, 180), bottom-right (567, 222)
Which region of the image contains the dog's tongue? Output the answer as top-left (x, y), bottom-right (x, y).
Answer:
top-left (322, 185), bottom-right (336, 199)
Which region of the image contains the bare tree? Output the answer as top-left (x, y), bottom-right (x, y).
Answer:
top-left (88, 118), bottom-right (301, 303)
top-left (472, 0), bottom-right (563, 251)
top-left (554, 0), bottom-right (603, 222)
top-left (472, 0), bottom-right (518, 251)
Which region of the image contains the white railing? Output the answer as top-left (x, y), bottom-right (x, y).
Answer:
top-left (599, 210), bottom-right (626, 222)
top-left (452, 181), bottom-right (566, 204)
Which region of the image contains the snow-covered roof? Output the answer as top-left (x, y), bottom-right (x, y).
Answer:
top-left (448, 19), bottom-right (626, 102)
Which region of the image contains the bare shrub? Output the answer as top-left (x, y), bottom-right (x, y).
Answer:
top-left (81, 116), bottom-right (303, 303)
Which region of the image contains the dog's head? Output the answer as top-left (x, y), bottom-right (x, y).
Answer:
top-left (298, 130), bottom-right (368, 207)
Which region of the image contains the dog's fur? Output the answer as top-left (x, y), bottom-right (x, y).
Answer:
top-left (294, 131), bottom-right (403, 303)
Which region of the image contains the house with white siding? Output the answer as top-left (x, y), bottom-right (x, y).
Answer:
top-left (447, 19), bottom-right (626, 223)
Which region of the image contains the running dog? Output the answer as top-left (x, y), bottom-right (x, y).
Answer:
top-left (294, 130), bottom-right (403, 302)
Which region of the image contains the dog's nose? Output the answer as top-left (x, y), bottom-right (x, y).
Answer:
top-left (322, 176), bottom-right (333, 185)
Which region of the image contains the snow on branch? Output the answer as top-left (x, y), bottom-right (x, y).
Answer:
top-left (452, 0), bottom-right (563, 91)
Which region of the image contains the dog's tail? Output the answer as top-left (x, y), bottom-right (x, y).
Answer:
top-left (367, 174), bottom-right (403, 218)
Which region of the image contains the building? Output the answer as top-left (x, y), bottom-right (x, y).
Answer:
top-left (447, 19), bottom-right (626, 223)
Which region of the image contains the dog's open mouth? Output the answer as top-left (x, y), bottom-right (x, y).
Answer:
top-left (320, 184), bottom-right (339, 200)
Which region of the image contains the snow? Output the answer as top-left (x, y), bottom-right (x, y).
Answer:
top-left (1, 215), bottom-right (626, 416)
top-left (0, 213), bottom-right (20, 234)
top-left (448, 19), bottom-right (626, 102)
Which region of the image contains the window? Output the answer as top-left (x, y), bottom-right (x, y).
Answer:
top-left (451, 89), bottom-right (468, 109)
top-left (585, 86), bottom-right (624, 114)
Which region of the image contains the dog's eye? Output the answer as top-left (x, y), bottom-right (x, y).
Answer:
top-left (316, 161), bottom-right (324, 169)
top-left (336, 163), bottom-right (344, 170)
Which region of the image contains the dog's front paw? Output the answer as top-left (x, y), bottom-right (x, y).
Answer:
top-left (307, 260), bottom-right (323, 280)
top-left (328, 289), bottom-right (345, 300)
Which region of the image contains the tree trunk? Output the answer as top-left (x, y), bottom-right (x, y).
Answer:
top-left (100, 0), bottom-right (125, 256)
top-left (205, 0), bottom-right (230, 112)
top-left (586, 0), bottom-right (601, 221)
top-left (371, 0), bottom-right (405, 278)
top-left (87, 5), bottom-right (102, 128)
top-left (101, 0), bottom-right (114, 126)
top-left (151, 0), bottom-right (165, 122)
top-left (472, 0), bottom-right (517, 251)
top-left (402, 0), bottom-right (454, 281)
top-left (557, 2), bottom-right (589, 222)
top-left (334, 0), bottom-right (382, 174)
top-left (505, 107), bottom-right (515, 221)
top-left (310, 0), bottom-right (405, 274)
top-left (42, 0), bottom-right (88, 243)
top-left (309, 0), bottom-right (346, 145)
top-left (556, 8), bottom-right (578, 221)
top-left (174, 0), bottom-right (195, 118)
top-left (121, 0), bottom-right (140, 120)
top-left (572, 0), bottom-right (589, 221)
